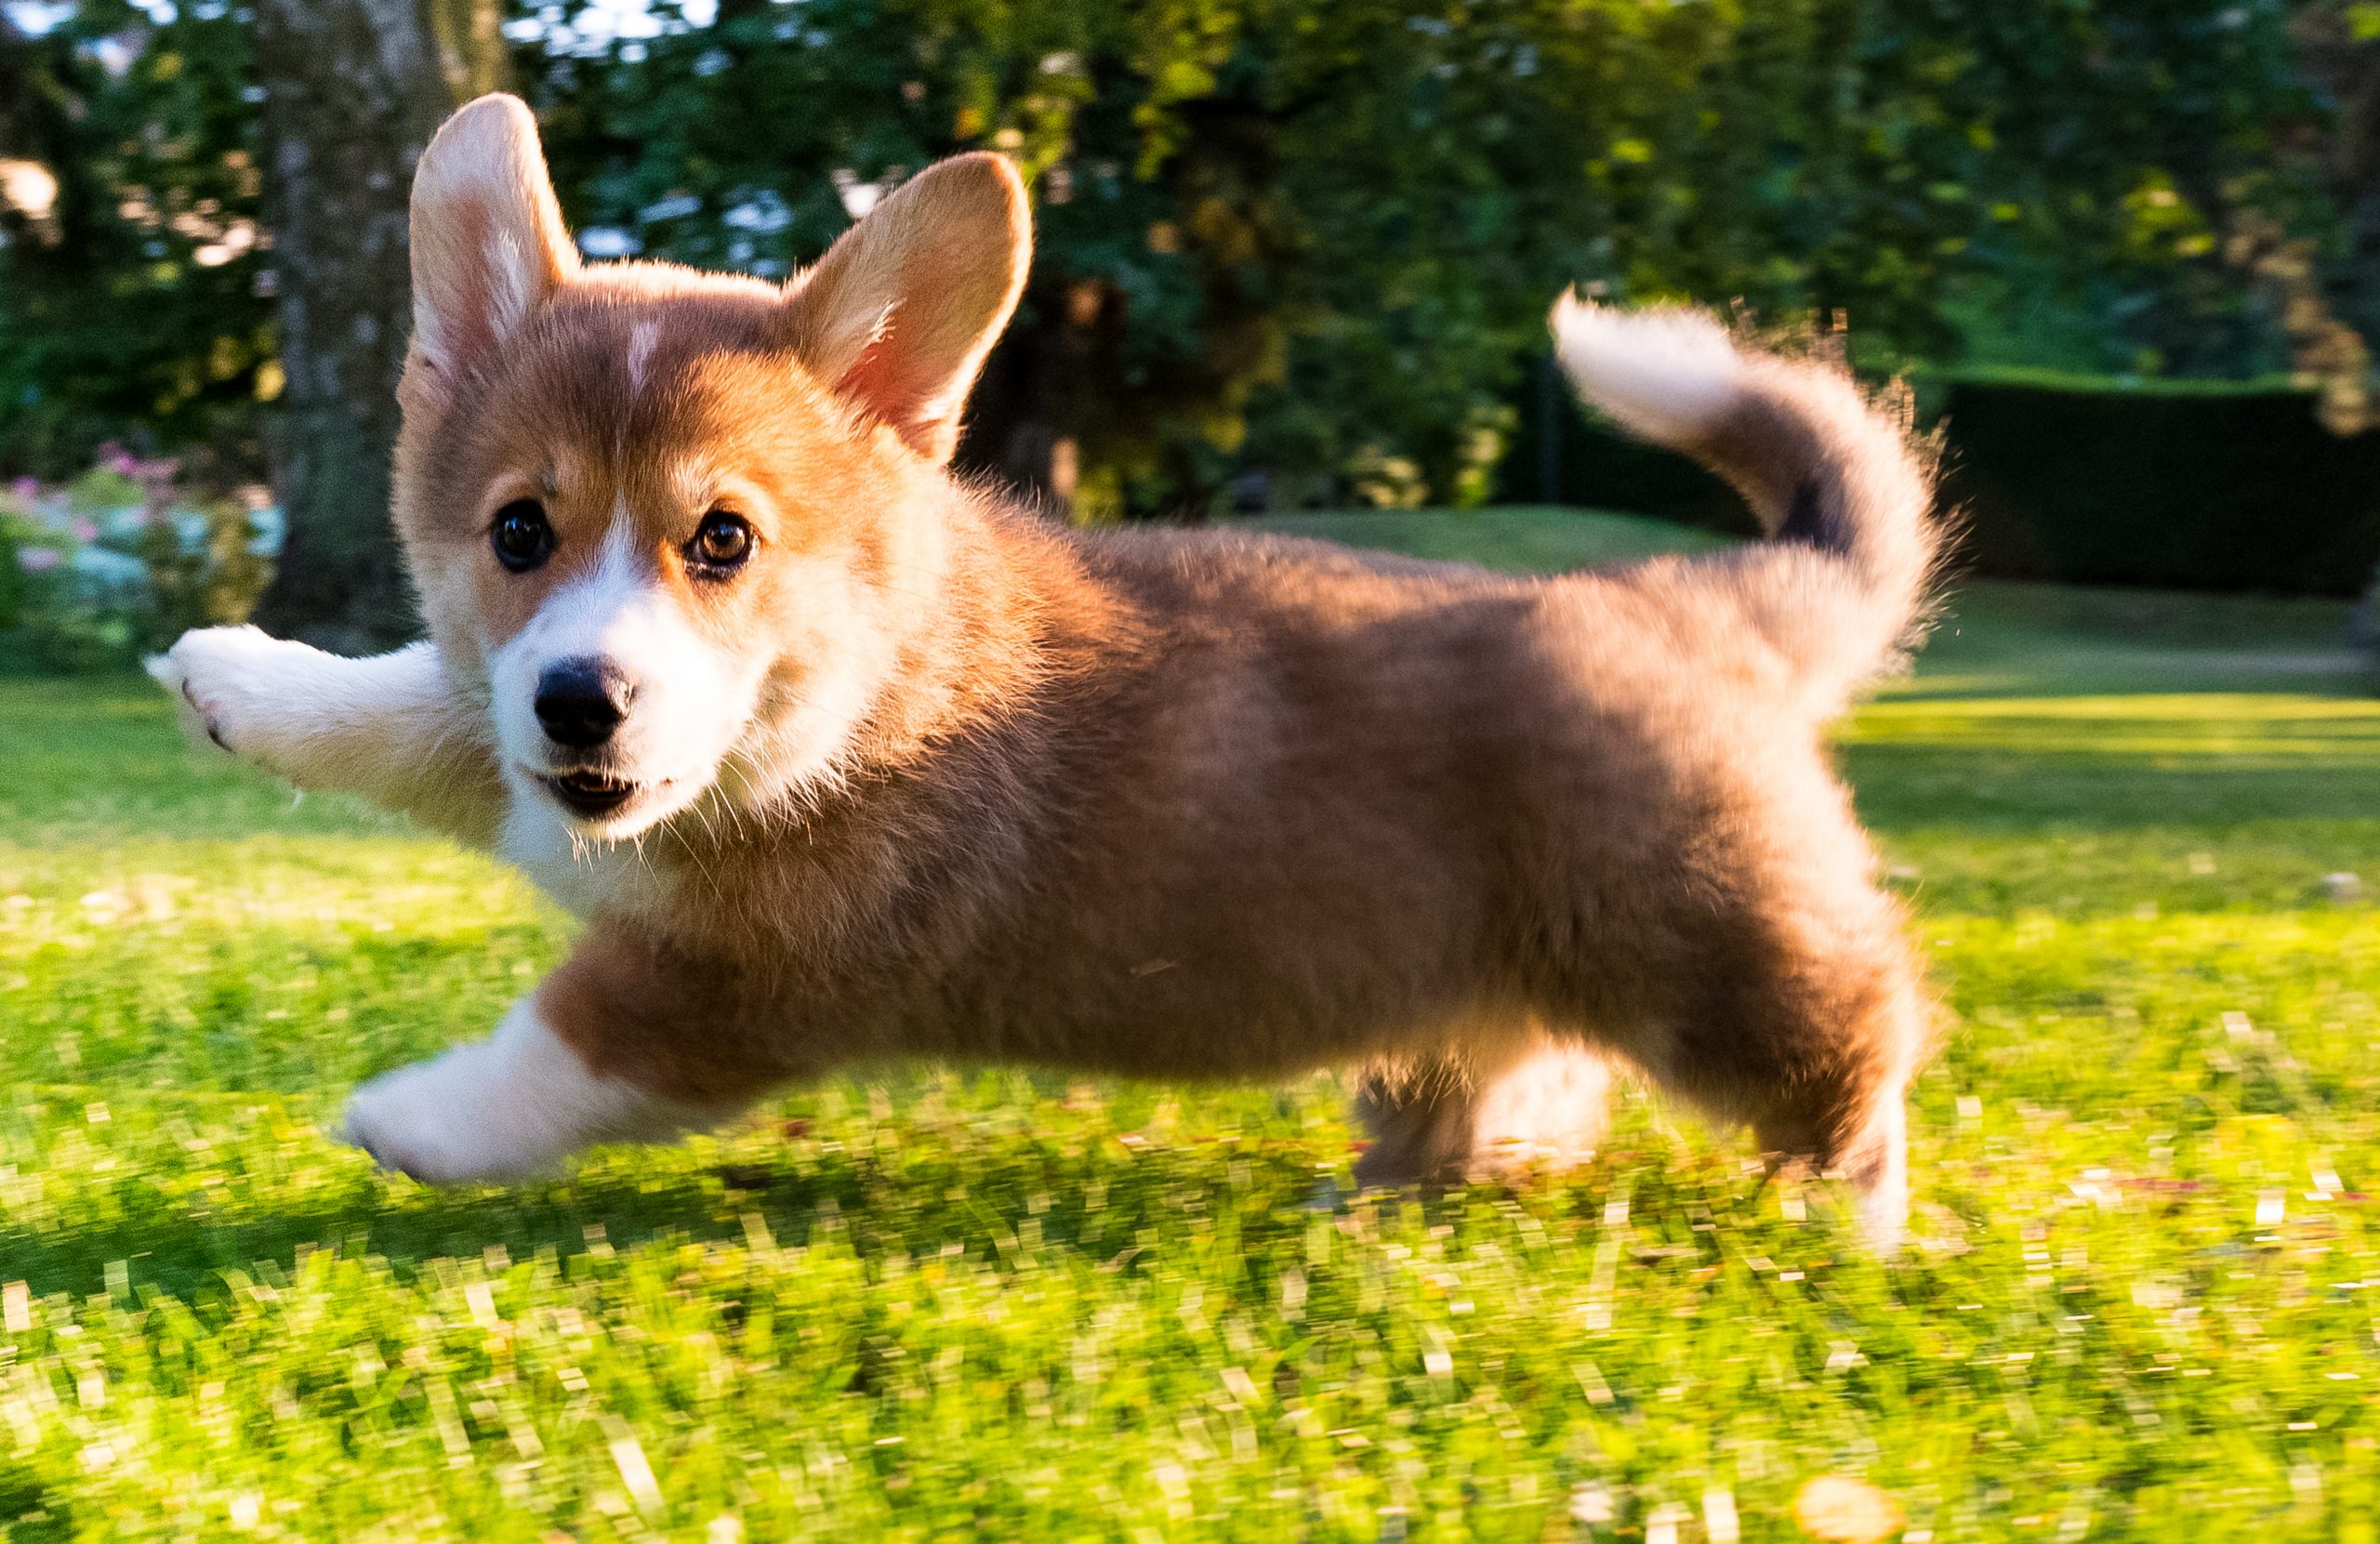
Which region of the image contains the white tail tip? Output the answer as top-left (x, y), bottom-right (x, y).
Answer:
top-left (1549, 293), bottom-right (1744, 446)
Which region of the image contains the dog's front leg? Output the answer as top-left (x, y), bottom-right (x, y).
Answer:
top-left (149, 626), bottom-right (504, 846)
top-left (340, 920), bottom-right (774, 1183)
top-left (340, 996), bottom-right (716, 1182)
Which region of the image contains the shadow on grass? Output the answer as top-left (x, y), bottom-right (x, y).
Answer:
top-left (0, 1463), bottom-right (71, 1544)
top-left (1844, 741), bottom-right (2380, 834)
top-left (0, 1137), bottom-right (1342, 1304)
top-left (1878, 659), bottom-right (2376, 704)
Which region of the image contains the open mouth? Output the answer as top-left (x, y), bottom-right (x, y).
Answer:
top-left (539, 768), bottom-right (641, 818)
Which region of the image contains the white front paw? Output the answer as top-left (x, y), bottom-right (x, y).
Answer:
top-left (340, 1001), bottom-right (698, 1184)
top-left (145, 625), bottom-right (299, 770)
top-left (342, 1043), bottom-right (554, 1184)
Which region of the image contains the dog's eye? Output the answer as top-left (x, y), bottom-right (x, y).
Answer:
top-left (490, 500), bottom-right (554, 573)
top-left (689, 509), bottom-right (754, 574)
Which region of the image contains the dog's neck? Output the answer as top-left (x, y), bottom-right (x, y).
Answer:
top-left (846, 486), bottom-right (1075, 771)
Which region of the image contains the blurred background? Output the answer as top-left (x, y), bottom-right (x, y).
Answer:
top-left (6, 0), bottom-right (2380, 651)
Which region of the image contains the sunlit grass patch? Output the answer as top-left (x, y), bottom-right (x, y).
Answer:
top-left (4, 510), bottom-right (2379, 1539)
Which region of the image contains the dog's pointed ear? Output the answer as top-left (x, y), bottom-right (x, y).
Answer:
top-left (404, 94), bottom-right (577, 405)
top-left (786, 152), bottom-right (1031, 464)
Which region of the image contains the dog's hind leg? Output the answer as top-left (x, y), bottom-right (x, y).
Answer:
top-left (1352, 1024), bottom-right (1611, 1188)
top-left (1350, 1050), bottom-right (1481, 1189)
top-left (1635, 934), bottom-right (1924, 1254)
top-left (1468, 1033), bottom-right (1613, 1181)
top-left (1745, 1042), bottom-right (1913, 1254)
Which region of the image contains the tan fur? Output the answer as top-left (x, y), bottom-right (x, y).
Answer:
top-left (175, 96), bottom-right (1945, 1244)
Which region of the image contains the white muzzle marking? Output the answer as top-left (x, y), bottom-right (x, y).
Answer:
top-left (488, 521), bottom-right (753, 842)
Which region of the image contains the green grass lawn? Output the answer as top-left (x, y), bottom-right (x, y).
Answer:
top-left (6, 508), bottom-right (2380, 1540)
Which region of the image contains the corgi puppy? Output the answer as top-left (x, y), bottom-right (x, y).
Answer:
top-left (152, 94), bottom-right (1940, 1246)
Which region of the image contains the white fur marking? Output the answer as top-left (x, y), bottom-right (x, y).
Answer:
top-left (1550, 293), bottom-right (1743, 446)
top-left (626, 321), bottom-right (659, 399)
top-left (488, 228), bottom-right (536, 344)
top-left (411, 302), bottom-right (446, 365)
top-left (342, 998), bottom-right (702, 1182)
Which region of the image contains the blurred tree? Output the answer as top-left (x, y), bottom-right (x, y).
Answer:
top-left (246, 0), bottom-right (509, 649)
top-left (2268, 1), bottom-right (2380, 430)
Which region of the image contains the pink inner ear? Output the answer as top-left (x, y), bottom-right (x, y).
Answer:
top-left (830, 284), bottom-right (1002, 452)
top-left (835, 324), bottom-right (945, 442)
top-left (414, 187), bottom-right (567, 390)
top-left (434, 200), bottom-right (504, 365)
top-left (790, 152), bottom-right (1030, 458)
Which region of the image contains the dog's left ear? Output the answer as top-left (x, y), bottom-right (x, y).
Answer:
top-left (786, 153), bottom-right (1031, 465)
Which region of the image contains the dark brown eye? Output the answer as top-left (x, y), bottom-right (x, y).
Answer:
top-left (689, 509), bottom-right (753, 574)
top-left (490, 499), bottom-right (554, 573)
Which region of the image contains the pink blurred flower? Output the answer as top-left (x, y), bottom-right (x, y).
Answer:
top-left (17, 548), bottom-right (61, 573)
top-left (7, 477), bottom-right (36, 500)
top-left (71, 518), bottom-right (99, 543)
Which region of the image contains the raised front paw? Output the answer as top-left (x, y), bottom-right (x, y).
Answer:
top-left (145, 625), bottom-right (300, 769)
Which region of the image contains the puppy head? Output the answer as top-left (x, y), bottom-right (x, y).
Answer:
top-left (391, 95), bottom-right (1030, 844)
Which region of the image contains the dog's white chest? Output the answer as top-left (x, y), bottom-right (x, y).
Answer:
top-left (498, 796), bottom-right (668, 917)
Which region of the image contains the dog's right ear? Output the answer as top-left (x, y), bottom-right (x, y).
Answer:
top-left (403, 94), bottom-right (577, 411)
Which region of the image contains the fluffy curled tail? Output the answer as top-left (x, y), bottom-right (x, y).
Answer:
top-left (1549, 294), bottom-right (1940, 706)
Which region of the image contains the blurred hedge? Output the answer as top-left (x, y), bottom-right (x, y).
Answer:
top-left (1937, 377), bottom-right (2380, 595)
top-left (1501, 361), bottom-right (2380, 596)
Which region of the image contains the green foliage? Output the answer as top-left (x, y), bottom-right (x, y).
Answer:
top-left (0, 0), bottom-right (2363, 511)
top-left (2, 451), bottom-right (276, 673)
top-left (1938, 376), bottom-right (2380, 595)
top-left (0, 1), bottom-right (274, 480)
top-left (1512, 371), bottom-right (2380, 596)
top-left (525, 0), bottom-right (2347, 513)
top-left (6, 520), bottom-right (2380, 1536)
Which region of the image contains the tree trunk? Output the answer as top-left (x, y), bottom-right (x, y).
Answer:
top-left (248, 0), bottom-right (507, 652)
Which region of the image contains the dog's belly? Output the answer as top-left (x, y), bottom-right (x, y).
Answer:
top-left (938, 973), bottom-right (1518, 1083)
top-left (897, 830), bottom-right (1555, 1082)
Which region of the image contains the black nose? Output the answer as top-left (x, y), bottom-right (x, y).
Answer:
top-left (534, 657), bottom-right (632, 748)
